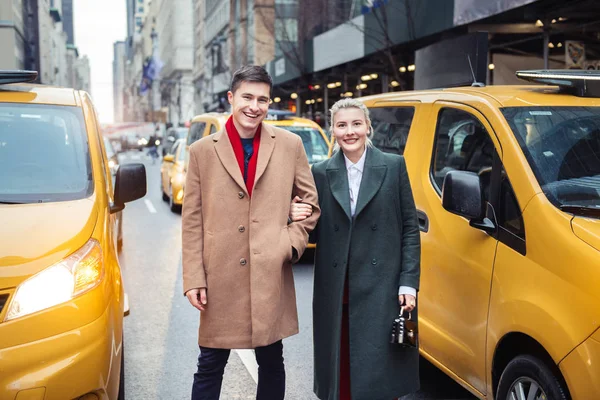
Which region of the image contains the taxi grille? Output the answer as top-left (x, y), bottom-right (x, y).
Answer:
top-left (0, 294), bottom-right (8, 315)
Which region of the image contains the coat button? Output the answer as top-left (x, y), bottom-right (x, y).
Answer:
top-left (333, 261), bottom-right (338, 268)
top-left (238, 191), bottom-right (245, 199)
top-left (238, 225), bottom-right (245, 233)
top-left (240, 258), bottom-right (247, 266)
top-left (371, 224), bottom-right (378, 231)
top-left (334, 224), bottom-right (339, 231)
top-left (371, 258), bottom-right (378, 265)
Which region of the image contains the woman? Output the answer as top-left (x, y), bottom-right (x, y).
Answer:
top-left (291, 98), bottom-right (421, 400)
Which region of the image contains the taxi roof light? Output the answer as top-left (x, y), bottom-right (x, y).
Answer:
top-left (516, 69), bottom-right (600, 97)
top-left (0, 70), bottom-right (38, 85)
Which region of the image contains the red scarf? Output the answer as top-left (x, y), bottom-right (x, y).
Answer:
top-left (226, 116), bottom-right (261, 197)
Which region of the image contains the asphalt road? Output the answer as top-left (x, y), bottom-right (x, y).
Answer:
top-left (117, 151), bottom-right (477, 400)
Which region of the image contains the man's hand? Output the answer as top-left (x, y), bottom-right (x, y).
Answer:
top-left (399, 294), bottom-right (416, 312)
top-left (186, 288), bottom-right (207, 311)
top-left (289, 196), bottom-right (313, 222)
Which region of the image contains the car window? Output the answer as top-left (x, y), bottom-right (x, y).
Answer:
top-left (103, 137), bottom-right (115, 159)
top-left (502, 106), bottom-right (600, 210)
top-left (210, 124), bottom-right (217, 135)
top-left (431, 108), bottom-right (495, 199)
top-left (170, 141), bottom-right (181, 156)
top-left (369, 107), bottom-right (415, 155)
top-left (276, 125), bottom-right (329, 164)
top-left (0, 103), bottom-right (93, 203)
top-left (498, 166), bottom-right (525, 240)
top-left (178, 142), bottom-right (187, 162)
top-left (188, 122), bottom-right (206, 145)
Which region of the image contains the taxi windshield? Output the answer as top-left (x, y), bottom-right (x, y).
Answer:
top-left (178, 142), bottom-right (187, 162)
top-left (502, 106), bottom-right (600, 211)
top-left (276, 125), bottom-right (329, 164)
top-left (0, 103), bottom-right (92, 204)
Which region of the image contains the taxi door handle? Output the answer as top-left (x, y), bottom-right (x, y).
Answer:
top-left (417, 210), bottom-right (429, 233)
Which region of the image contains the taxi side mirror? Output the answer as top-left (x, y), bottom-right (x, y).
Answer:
top-left (111, 163), bottom-right (147, 214)
top-left (163, 154), bottom-right (175, 163)
top-left (441, 170), bottom-right (483, 219)
top-left (441, 170), bottom-right (495, 233)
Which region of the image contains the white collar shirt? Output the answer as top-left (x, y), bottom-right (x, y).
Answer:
top-left (344, 148), bottom-right (367, 217)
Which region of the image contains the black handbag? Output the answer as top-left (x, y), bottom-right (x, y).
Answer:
top-left (390, 306), bottom-right (418, 348)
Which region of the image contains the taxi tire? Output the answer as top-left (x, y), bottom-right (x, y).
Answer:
top-left (118, 337), bottom-right (125, 400)
top-left (169, 184), bottom-right (180, 213)
top-left (117, 214), bottom-right (123, 252)
top-left (496, 355), bottom-right (568, 400)
top-left (161, 180), bottom-right (169, 202)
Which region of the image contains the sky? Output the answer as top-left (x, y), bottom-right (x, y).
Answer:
top-left (73, 0), bottom-right (127, 124)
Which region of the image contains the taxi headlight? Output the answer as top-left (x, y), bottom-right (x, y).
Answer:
top-left (5, 239), bottom-right (104, 321)
top-left (108, 160), bottom-right (116, 169)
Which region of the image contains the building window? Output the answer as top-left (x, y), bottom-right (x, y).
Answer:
top-left (138, 7), bottom-right (144, 12)
top-left (275, 18), bottom-right (298, 42)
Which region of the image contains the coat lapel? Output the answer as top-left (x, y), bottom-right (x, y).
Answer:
top-left (213, 129), bottom-right (248, 195)
top-left (254, 123), bottom-right (276, 186)
top-left (354, 147), bottom-right (387, 218)
top-left (326, 151), bottom-right (352, 220)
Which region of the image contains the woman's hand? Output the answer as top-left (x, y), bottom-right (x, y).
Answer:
top-left (289, 196), bottom-right (313, 222)
top-left (399, 294), bottom-right (416, 312)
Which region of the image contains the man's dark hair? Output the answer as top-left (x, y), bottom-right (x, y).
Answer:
top-left (230, 65), bottom-right (273, 95)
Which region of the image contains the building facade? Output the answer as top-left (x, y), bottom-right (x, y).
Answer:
top-left (0, 0), bottom-right (26, 70)
top-left (201, 0), bottom-right (230, 112)
top-left (156, 0), bottom-right (194, 125)
top-left (192, 0), bottom-right (205, 115)
top-left (113, 41), bottom-right (127, 123)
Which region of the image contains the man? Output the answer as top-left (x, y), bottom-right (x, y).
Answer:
top-left (182, 65), bottom-right (320, 400)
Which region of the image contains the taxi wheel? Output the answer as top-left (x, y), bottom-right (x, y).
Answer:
top-left (169, 184), bottom-right (180, 213)
top-left (496, 355), bottom-right (568, 400)
top-left (117, 218), bottom-right (123, 252)
top-left (118, 337), bottom-right (125, 400)
top-left (161, 179), bottom-right (169, 202)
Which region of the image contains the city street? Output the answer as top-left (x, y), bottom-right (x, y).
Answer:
top-left (117, 151), bottom-right (476, 400)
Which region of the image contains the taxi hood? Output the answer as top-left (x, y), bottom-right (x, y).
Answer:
top-left (572, 217), bottom-right (600, 252)
top-left (0, 198), bottom-right (97, 289)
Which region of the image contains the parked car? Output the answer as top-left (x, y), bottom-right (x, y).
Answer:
top-left (360, 70), bottom-right (600, 400)
top-left (160, 138), bottom-right (186, 212)
top-left (0, 70), bottom-right (146, 400)
top-left (186, 111), bottom-right (331, 165)
top-left (163, 127), bottom-right (189, 155)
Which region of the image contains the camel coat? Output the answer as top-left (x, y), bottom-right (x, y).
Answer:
top-left (182, 122), bottom-right (320, 349)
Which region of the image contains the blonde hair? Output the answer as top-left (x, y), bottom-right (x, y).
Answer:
top-left (329, 98), bottom-right (374, 152)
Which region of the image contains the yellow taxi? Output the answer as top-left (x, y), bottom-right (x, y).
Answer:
top-left (360, 70), bottom-right (600, 400)
top-left (186, 110), bottom-right (331, 163)
top-left (0, 70), bottom-right (146, 400)
top-left (160, 138), bottom-right (186, 212)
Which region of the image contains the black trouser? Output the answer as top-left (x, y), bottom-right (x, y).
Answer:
top-left (191, 340), bottom-right (285, 400)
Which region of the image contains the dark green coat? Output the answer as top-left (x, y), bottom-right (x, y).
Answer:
top-left (311, 147), bottom-right (421, 400)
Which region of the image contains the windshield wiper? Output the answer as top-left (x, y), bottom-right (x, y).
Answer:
top-left (560, 205), bottom-right (600, 217)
